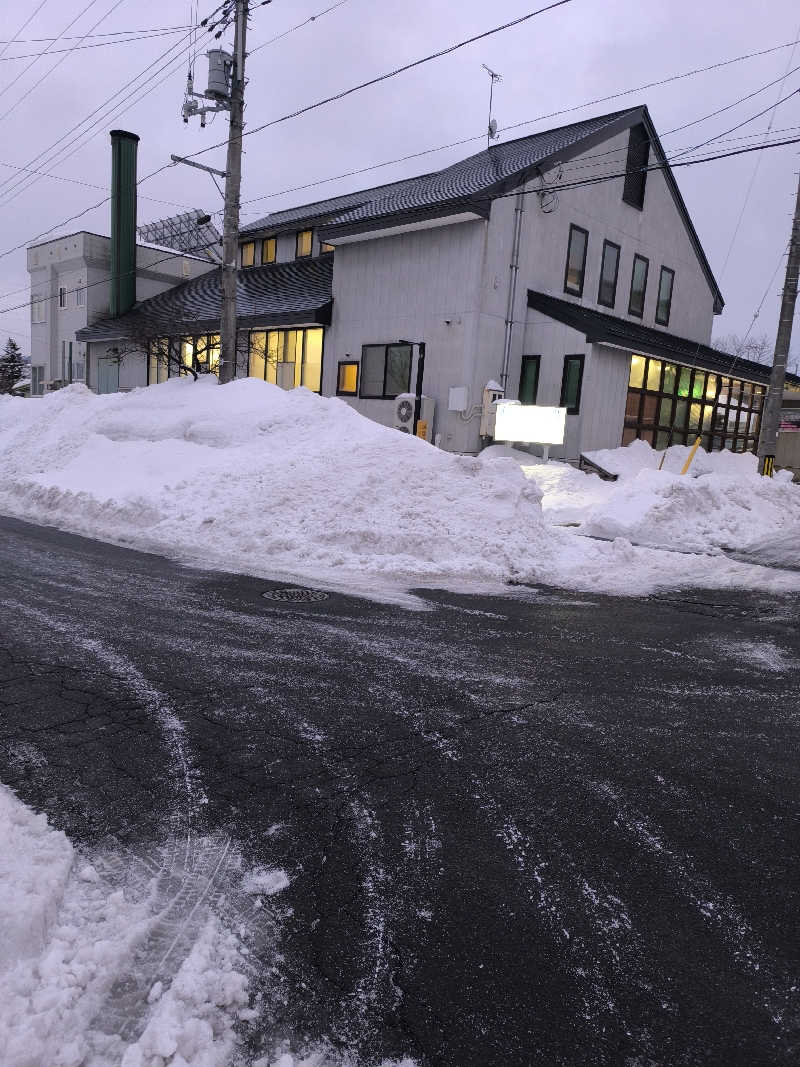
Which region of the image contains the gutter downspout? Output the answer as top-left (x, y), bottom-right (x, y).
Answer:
top-left (500, 186), bottom-right (525, 391)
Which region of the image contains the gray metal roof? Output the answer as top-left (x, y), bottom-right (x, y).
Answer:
top-left (241, 109), bottom-right (637, 236)
top-left (527, 290), bottom-right (800, 387)
top-left (77, 256), bottom-right (333, 342)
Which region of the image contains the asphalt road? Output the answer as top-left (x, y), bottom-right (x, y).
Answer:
top-left (1, 514), bottom-right (800, 1066)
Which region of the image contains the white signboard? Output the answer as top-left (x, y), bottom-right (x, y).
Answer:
top-left (493, 401), bottom-right (566, 445)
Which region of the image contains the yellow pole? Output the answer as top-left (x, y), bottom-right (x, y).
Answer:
top-left (680, 436), bottom-right (702, 475)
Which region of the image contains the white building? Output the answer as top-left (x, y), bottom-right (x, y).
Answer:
top-left (74, 106), bottom-right (800, 459)
top-left (27, 232), bottom-right (213, 395)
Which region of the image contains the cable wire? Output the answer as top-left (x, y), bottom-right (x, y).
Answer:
top-left (0, 0), bottom-right (51, 61)
top-left (183, 0), bottom-right (574, 160)
top-left (719, 18), bottom-right (800, 278)
top-left (0, 28), bottom-right (196, 62)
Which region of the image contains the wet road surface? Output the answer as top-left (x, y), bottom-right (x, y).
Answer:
top-left (1, 514), bottom-right (799, 1066)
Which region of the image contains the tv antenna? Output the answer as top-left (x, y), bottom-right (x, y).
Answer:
top-left (482, 63), bottom-right (502, 147)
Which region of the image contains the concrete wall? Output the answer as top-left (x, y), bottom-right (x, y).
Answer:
top-left (322, 217), bottom-right (488, 453)
top-left (27, 232), bottom-right (213, 390)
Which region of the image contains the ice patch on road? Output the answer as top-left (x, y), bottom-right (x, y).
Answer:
top-left (715, 637), bottom-right (795, 673)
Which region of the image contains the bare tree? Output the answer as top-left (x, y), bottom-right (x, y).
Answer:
top-left (714, 331), bottom-right (772, 364)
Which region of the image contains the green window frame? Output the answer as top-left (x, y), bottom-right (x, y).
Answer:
top-left (560, 354), bottom-right (585, 415)
top-left (628, 253), bottom-right (649, 318)
top-left (519, 355), bottom-right (541, 405)
top-left (597, 240), bottom-right (621, 309)
top-left (564, 224), bottom-right (589, 297)
top-left (655, 266), bottom-right (675, 326)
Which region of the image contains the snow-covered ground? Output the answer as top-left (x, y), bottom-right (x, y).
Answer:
top-left (0, 783), bottom-right (417, 1067)
top-left (512, 438), bottom-right (800, 559)
top-left (1, 379), bottom-right (799, 599)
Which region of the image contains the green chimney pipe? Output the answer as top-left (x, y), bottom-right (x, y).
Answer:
top-left (110, 130), bottom-right (139, 318)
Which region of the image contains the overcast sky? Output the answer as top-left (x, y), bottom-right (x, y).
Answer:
top-left (0, 0), bottom-right (798, 356)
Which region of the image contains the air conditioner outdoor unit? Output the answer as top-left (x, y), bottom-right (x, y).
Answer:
top-left (394, 393), bottom-right (435, 442)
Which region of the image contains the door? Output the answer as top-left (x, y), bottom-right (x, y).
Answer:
top-left (97, 358), bottom-right (120, 395)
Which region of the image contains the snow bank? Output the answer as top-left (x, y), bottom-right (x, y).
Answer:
top-left (572, 440), bottom-right (800, 553)
top-left (0, 784), bottom-right (249, 1067)
top-left (0, 380), bottom-right (556, 590)
top-left (2, 382), bottom-right (799, 598)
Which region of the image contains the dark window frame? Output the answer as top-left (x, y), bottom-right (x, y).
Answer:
top-left (597, 239), bottom-right (621, 309)
top-left (628, 253), bottom-right (650, 318)
top-left (358, 343), bottom-right (412, 400)
top-left (560, 354), bottom-right (585, 415)
top-left (655, 266), bottom-right (675, 326)
top-left (295, 229), bottom-right (313, 258)
top-left (261, 236), bottom-right (276, 264)
top-left (622, 124), bottom-right (650, 210)
top-left (336, 360), bottom-right (359, 396)
top-left (519, 355), bottom-right (541, 405)
top-left (563, 223), bottom-right (589, 297)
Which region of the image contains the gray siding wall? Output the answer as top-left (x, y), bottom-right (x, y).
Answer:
top-left (323, 219), bottom-right (488, 453)
top-left (320, 128), bottom-right (719, 457)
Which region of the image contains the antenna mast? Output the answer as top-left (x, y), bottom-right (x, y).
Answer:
top-left (482, 63), bottom-right (502, 148)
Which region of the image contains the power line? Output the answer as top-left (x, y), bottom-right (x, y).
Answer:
top-left (3, 132), bottom-right (799, 320)
top-left (233, 50), bottom-right (800, 216)
top-left (0, 0), bottom-right (51, 61)
top-left (184, 0), bottom-right (575, 160)
top-left (248, 0), bottom-right (350, 56)
top-left (719, 18), bottom-right (800, 278)
top-left (669, 86), bottom-right (800, 163)
top-left (0, 0), bottom-right (107, 113)
top-left (0, 25), bottom-right (192, 44)
top-left (0, 27), bottom-right (195, 62)
top-left (0, 2), bottom-right (226, 206)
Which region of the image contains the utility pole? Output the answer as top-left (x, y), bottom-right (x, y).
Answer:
top-left (219, 0), bottom-right (248, 384)
top-left (758, 169), bottom-right (800, 476)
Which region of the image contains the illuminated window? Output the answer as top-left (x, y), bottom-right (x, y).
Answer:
top-left (623, 353), bottom-right (765, 453)
top-left (655, 266), bottom-right (675, 326)
top-left (560, 355), bottom-right (584, 415)
top-left (628, 254), bottom-right (649, 318)
top-left (246, 327), bottom-right (323, 392)
top-left (320, 242), bottom-right (335, 255)
top-left (241, 241), bottom-right (255, 267)
top-left (261, 237), bottom-right (276, 264)
top-left (563, 224), bottom-right (588, 297)
top-left (629, 354), bottom-right (646, 388)
top-left (597, 240), bottom-right (621, 308)
top-left (337, 361), bottom-right (358, 396)
top-left (295, 229), bottom-right (312, 258)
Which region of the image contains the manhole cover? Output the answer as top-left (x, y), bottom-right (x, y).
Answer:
top-left (261, 587), bottom-right (329, 603)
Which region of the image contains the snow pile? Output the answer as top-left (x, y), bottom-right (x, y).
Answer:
top-left (0, 784), bottom-right (250, 1067)
top-left (0, 379), bottom-right (556, 590)
top-left (576, 440), bottom-right (800, 553)
top-left (0, 783), bottom-right (73, 970)
top-left (2, 382), bottom-right (799, 597)
top-left (508, 439), bottom-right (800, 557)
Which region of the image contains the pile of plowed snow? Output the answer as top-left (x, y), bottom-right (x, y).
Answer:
top-left (1, 380), bottom-right (798, 598)
top-left (576, 439), bottom-right (800, 553)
